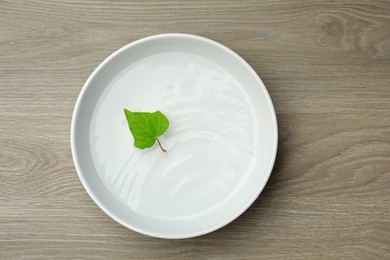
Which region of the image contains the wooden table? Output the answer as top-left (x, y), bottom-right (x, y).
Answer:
top-left (1, 1), bottom-right (389, 259)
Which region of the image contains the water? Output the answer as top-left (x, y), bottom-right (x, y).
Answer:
top-left (89, 52), bottom-right (258, 219)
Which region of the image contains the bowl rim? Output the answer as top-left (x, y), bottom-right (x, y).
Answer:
top-left (70, 33), bottom-right (278, 239)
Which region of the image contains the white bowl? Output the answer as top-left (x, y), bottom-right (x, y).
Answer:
top-left (71, 34), bottom-right (278, 239)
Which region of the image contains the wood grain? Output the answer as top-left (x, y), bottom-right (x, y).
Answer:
top-left (1, 0), bottom-right (389, 259)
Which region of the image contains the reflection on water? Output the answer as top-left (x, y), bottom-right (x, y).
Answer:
top-left (89, 52), bottom-right (258, 219)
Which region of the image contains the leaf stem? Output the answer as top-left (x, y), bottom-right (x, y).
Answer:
top-left (156, 138), bottom-right (167, 152)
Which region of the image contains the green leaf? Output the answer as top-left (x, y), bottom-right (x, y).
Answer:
top-left (124, 109), bottom-right (169, 152)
